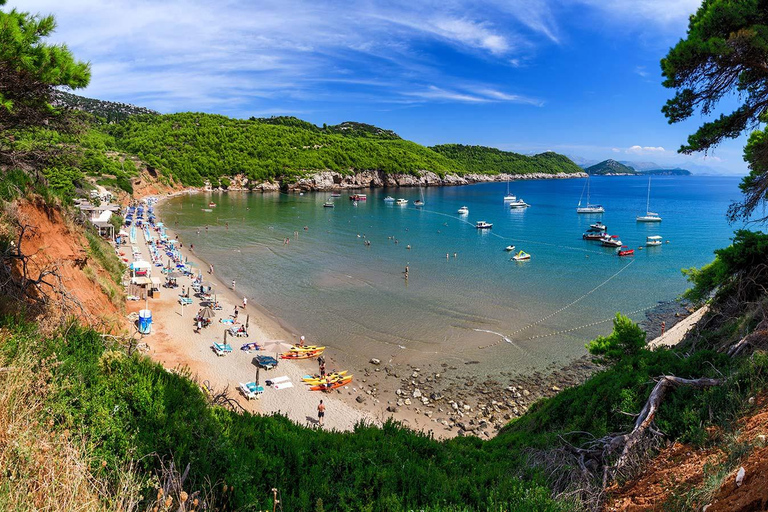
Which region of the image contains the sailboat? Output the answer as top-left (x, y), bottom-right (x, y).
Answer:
top-left (503, 176), bottom-right (516, 203)
top-left (414, 184), bottom-right (425, 207)
top-left (636, 176), bottom-right (662, 222)
top-left (577, 176), bottom-right (604, 213)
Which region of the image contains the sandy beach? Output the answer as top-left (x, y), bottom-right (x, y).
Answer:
top-left (123, 196), bottom-right (378, 433)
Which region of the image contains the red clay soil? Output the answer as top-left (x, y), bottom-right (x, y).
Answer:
top-left (13, 200), bottom-right (122, 330)
top-left (604, 393), bottom-right (768, 511)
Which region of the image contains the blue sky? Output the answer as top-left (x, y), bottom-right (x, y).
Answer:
top-left (13, 0), bottom-right (749, 174)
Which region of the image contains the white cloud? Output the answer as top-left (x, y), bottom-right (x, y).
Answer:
top-left (571, 0), bottom-right (700, 26)
top-left (404, 85), bottom-right (541, 104)
top-left (626, 145), bottom-right (666, 154)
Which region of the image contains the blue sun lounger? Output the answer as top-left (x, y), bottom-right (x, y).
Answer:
top-left (212, 342), bottom-right (233, 356)
top-left (239, 381), bottom-right (265, 400)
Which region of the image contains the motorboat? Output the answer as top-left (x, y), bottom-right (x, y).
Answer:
top-left (637, 176), bottom-right (662, 222)
top-left (512, 250), bottom-right (530, 261)
top-left (504, 245), bottom-right (516, 252)
top-left (617, 246), bottom-right (634, 256)
top-left (330, 192), bottom-right (341, 197)
top-left (508, 198), bottom-right (530, 208)
top-left (396, 198), bottom-right (408, 205)
top-left (414, 200), bottom-right (424, 207)
top-left (582, 228), bottom-right (606, 240)
top-left (590, 222), bottom-right (607, 231)
top-left (208, 202), bottom-right (216, 207)
top-left (601, 234), bottom-right (622, 247)
top-left (349, 194), bottom-right (367, 201)
top-left (476, 221), bottom-right (493, 229)
top-left (323, 201), bottom-right (334, 208)
top-left (646, 235), bottom-right (663, 246)
top-left (457, 206), bottom-right (469, 215)
top-left (384, 196), bottom-right (395, 202)
top-left (577, 176), bottom-right (604, 213)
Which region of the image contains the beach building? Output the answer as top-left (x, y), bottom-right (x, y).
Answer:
top-left (75, 199), bottom-right (121, 239)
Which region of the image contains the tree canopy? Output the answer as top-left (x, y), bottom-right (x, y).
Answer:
top-left (661, 0), bottom-right (768, 222)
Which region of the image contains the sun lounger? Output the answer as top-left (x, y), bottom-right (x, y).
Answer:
top-left (220, 318), bottom-right (234, 324)
top-left (265, 376), bottom-right (291, 386)
top-left (212, 342), bottom-right (233, 356)
top-left (254, 355), bottom-right (278, 370)
top-left (179, 297), bottom-right (194, 305)
top-left (273, 382), bottom-right (293, 390)
top-left (238, 381), bottom-right (265, 400)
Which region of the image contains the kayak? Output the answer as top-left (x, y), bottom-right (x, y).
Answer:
top-left (310, 376), bottom-right (353, 391)
top-left (302, 370), bottom-right (348, 382)
top-left (280, 349), bottom-right (324, 360)
top-left (302, 371), bottom-right (348, 385)
top-left (290, 345), bottom-right (325, 352)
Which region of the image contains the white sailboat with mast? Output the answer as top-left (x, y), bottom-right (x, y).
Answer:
top-left (503, 175), bottom-right (516, 203)
top-left (636, 176), bottom-right (662, 222)
top-left (576, 175), bottom-right (604, 213)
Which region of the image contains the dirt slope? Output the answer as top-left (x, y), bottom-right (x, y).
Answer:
top-left (604, 393), bottom-right (768, 511)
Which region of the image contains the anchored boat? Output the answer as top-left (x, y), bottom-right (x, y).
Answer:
top-left (512, 250), bottom-right (531, 261)
top-left (646, 235), bottom-right (663, 246)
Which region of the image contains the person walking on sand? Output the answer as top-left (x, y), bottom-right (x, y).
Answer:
top-left (242, 296), bottom-right (247, 309)
top-left (232, 279), bottom-right (236, 290)
top-left (209, 264), bottom-right (213, 274)
top-left (317, 400), bottom-right (325, 426)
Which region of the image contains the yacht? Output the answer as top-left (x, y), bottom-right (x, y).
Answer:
top-left (414, 185), bottom-right (425, 207)
top-left (582, 228), bottom-right (606, 240)
top-left (396, 198), bottom-right (408, 205)
top-left (508, 198), bottom-right (530, 208)
top-left (577, 176), bottom-right (604, 213)
top-left (475, 221), bottom-right (493, 229)
top-left (503, 177), bottom-right (516, 203)
top-left (646, 235), bottom-right (663, 247)
top-left (590, 222), bottom-right (607, 231)
top-left (637, 177), bottom-right (662, 222)
top-left (457, 206), bottom-right (469, 215)
top-left (384, 196), bottom-right (395, 203)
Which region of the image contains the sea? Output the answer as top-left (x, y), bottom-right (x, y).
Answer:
top-left (159, 176), bottom-right (743, 375)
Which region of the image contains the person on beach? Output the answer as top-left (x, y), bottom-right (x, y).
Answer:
top-left (242, 296), bottom-right (247, 308)
top-left (317, 400), bottom-right (325, 426)
top-left (299, 335), bottom-right (306, 347)
top-left (209, 264), bottom-right (213, 274)
top-left (190, 244), bottom-right (194, 251)
top-left (232, 279), bottom-right (236, 290)
top-left (233, 308), bottom-right (239, 321)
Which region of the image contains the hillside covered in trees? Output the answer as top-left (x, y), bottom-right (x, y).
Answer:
top-left (431, 144), bottom-right (583, 175)
top-left (102, 114), bottom-right (583, 187)
top-left (53, 90), bottom-right (158, 123)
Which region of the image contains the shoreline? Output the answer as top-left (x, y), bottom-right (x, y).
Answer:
top-left (133, 188), bottom-right (706, 440)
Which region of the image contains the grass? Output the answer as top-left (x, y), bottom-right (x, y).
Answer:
top-left (84, 230), bottom-right (125, 286)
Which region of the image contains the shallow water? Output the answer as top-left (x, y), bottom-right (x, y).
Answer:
top-left (159, 176), bottom-right (742, 374)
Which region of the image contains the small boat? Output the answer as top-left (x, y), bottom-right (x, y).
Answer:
top-left (349, 194), bottom-right (367, 201)
top-left (323, 201), bottom-right (334, 208)
top-left (504, 245), bottom-right (516, 252)
top-left (457, 206), bottom-right (469, 215)
top-left (512, 250), bottom-right (531, 261)
top-left (646, 235), bottom-right (663, 247)
top-left (302, 370), bottom-right (349, 383)
top-left (310, 375), bottom-right (353, 391)
top-left (414, 200), bottom-right (424, 207)
top-left (577, 176), bottom-right (604, 213)
top-left (590, 222), bottom-right (607, 231)
top-left (396, 198), bottom-right (408, 205)
top-left (617, 246), bottom-right (635, 257)
top-left (601, 235), bottom-right (622, 247)
top-left (208, 202), bottom-right (216, 207)
top-left (508, 198), bottom-right (530, 208)
top-left (352, 201), bottom-right (358, 206)
top-left (637, 176), bottom-right (662, 222)
top-left (281, 349), bottom-right (325, 360)
top-left (384, 196), bottom-right (395, 202)
top-left (476, 221), bottom-right (493, 229)
top-left (290, 344), bottom-right (325, 352)
top-left (201, 208), bottom-right (213, 212)
top-left (330, 192), bottom-right (341, 197)
top-left (583, 229), bottom-right (606, 240)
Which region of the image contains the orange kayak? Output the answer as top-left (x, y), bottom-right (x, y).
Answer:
top-left (310, 376), bottom-right (353, 391)
top-left (280, 349), bottom-right (324, 360)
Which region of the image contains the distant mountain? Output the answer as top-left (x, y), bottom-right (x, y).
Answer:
top-left (52, 90), bottom-right (158, 122)
top-left (585, 159), bottom-right (636, 175)
top-left (586, 159), bottom-right (692, 176)
top-left (638, 168), bottom-right (691, 176)
top-left (618, 160), bottom-right (661, 171)
top-left (568, 155), bottom-right (600, 168)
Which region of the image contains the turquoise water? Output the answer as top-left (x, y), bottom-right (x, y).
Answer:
top-left (159, 176), bottom-right (743, 373)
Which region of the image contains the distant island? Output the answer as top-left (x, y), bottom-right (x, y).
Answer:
top-left (585, 159), bottom-right (692, 176)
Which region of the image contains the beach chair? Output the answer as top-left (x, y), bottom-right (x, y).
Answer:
top-left (238, 382), bottom-right (264, 400)
top-left (212, 342), bottom-right (233, 356)
top-left (179, 297), bottom-right (194, 306)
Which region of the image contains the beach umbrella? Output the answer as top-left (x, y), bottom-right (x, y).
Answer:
top-left (199, 306), bottom-right (216, 319)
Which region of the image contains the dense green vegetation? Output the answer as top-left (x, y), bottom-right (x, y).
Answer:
top-left (584, 159), bottom-right (636, 175)
top-left (430, 144), bottom-right (583, 175)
